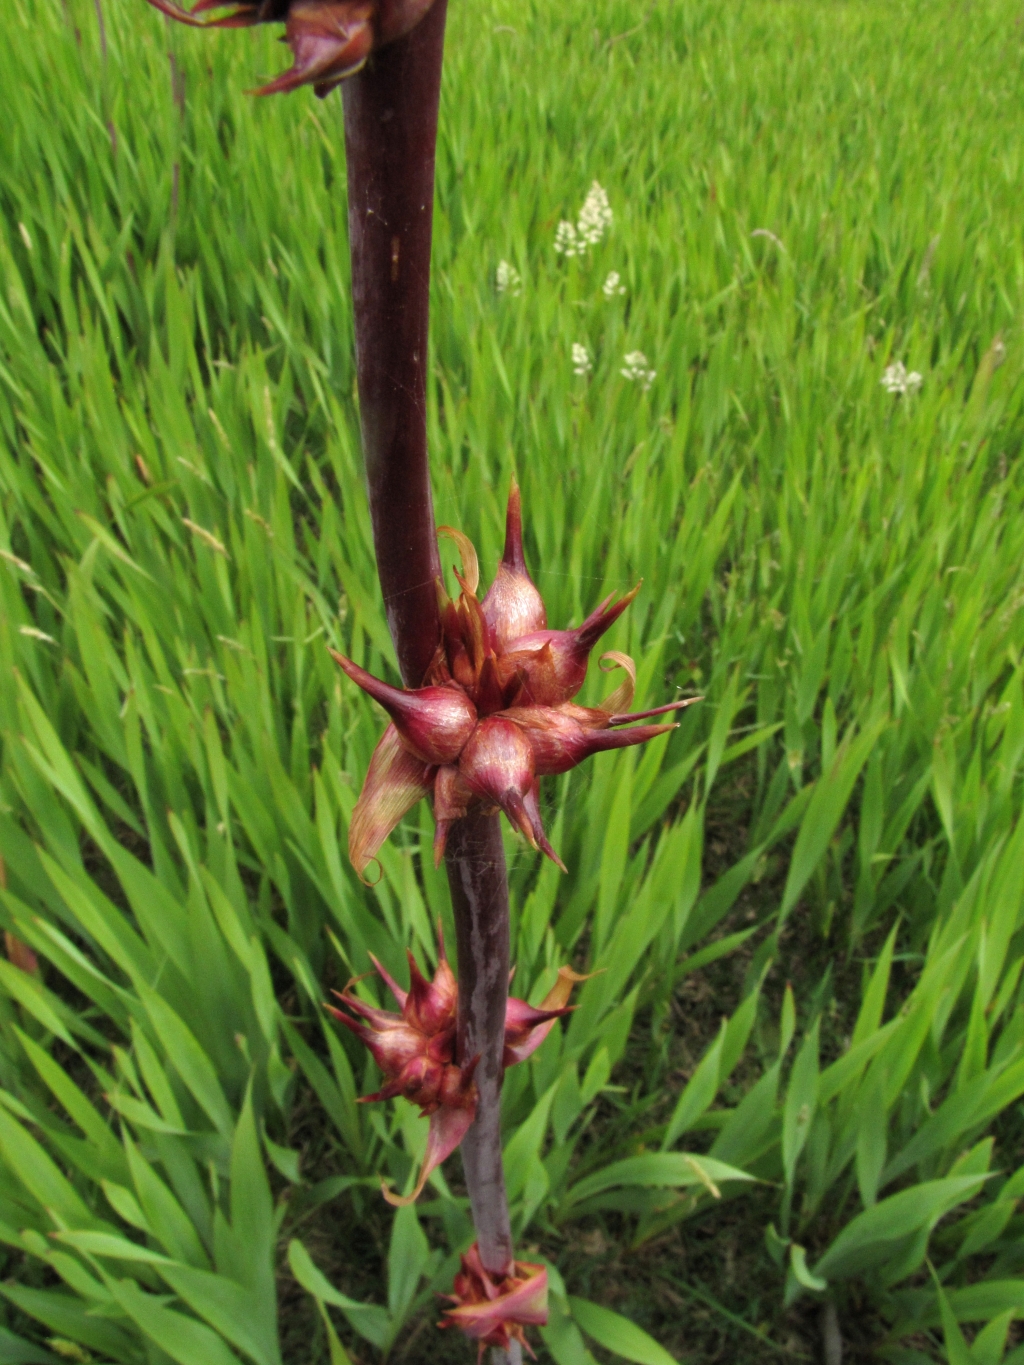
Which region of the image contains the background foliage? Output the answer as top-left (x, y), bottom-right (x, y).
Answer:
top-left (2, 0), bottom-right (1024, 1359)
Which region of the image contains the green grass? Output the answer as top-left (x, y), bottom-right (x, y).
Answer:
top-left (2, 0), bottom-right (1024, 1360)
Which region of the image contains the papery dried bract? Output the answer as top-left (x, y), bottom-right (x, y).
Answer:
top-left (347, 724), bottom-right (432, 882)
top-left (4, 931), bottom-right (39, 977)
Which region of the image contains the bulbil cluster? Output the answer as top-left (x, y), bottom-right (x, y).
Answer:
top-left (327, 938), bottom-right (588, 1204)
top-left (144, 0), bottom-right (436, 96)
top-left (439, 1244), bottom-right (548, 1359)
top-left (334, 482), bottom-right (697, 880)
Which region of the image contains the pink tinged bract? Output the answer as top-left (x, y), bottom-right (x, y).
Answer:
top-left (382, 1059), bottom-right (479, 1206)
top-left (330, 651), bottom-right (478, 765)
top-left (498, 582), bottom-right (642, 707)
top-left (503, 965), bottom-right (595, 1066)
top-left (457, 717), bottom-right (540, 847)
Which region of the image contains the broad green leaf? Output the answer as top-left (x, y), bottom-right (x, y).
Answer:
top-left (288, 1240), bottom-right (389, 1348)
top-left (565, 1153), bottom-right (753, 1207)
top-left (779, 718), bottom-right (886, 923)
top-left (0, 1325), bottom-right (60, 1364)
top-left (569, 1297), bottom-right (676, 1365)
top-left (105, 1275), bottom-right (242, 1365)
top-left (662, 1023), bottom-right (724, 1150)
top-left (387, 1203), bottom-right (430, 1333)
top-left (782, 1020), bottom-right (819, 1187)
top-left (813, 1177), bottom-right (989, 1281)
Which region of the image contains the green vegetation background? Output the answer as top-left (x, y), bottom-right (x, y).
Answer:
top-left (2, 0), bottom-right (1024, 1360)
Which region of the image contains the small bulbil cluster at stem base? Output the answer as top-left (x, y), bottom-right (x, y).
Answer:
top-left (144, 0), bottom-right (436, 96)
top-left (439, 1244), bottom-right (548, 1360)
top-left (326, 935), bottom-right (590, 1206)
top-left (334, 481), bottom-right (699, 881)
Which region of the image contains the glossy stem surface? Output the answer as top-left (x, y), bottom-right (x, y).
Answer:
top-left (445, 811), bottom-right (515, 1278)
top-left (342, 0), bottom-right (447, 686)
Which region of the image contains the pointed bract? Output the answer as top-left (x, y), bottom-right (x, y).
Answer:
top-left (383, 1060), bottom-right (478, 1206)
top-left (331, 651), bottom-right (477, 764)
top-left (498, 583), bottom-right (642, 707)
top-left (481, 481), bottom-right (547, 651)
top-left (503, 966), bottom-right (595, 1065)
top-left (458, 717), bottom-right (538, 846)
top-left (327, 948), bottom-right (587, 1202)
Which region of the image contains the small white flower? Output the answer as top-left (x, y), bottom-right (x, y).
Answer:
top-left (496, 260), bottom-right (522, 296)
top-left (572, 343), bottom-right (593, 377)
top-left (577, 182), bottom-right (613, 248)
top-left (602, 271), bottom-right (626, 298)
top-left (555, 221), bottom-right (581, 257)
top-left (621, 350), bottom-right (656, 392)
top-left (880, 361), bottom-right (923, 395)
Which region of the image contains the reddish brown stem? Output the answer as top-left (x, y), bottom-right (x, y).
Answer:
top-left (445, 812), bottom-right (515, 1276)
top-left (341, 1), bottom-right (519, 1329)
top-left (342, 3), bottom-right (447, 688)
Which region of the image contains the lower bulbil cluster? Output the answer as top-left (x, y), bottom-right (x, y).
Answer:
top-left (439, 1244), bottom-right (548, 1359)
top-left (328, 941), bottom-right (573, 1354)
top-left (336, 482), bottom-right (697, 880)
top-left (327, 938), bottom-right (587, 1206)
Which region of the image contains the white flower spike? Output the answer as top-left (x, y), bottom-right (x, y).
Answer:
top-left (621, 350), bottom-right (655, 392)
top-left (554, 182), bottom-right (613, 257)
top-left (881, 362), bottom-right (923, 395)
top-left (572, 343), bottom-right (593, 377)
top-left (496, 260), bottom-right (522, 296)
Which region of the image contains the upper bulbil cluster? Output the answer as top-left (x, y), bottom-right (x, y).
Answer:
top-left (334, 482), bottom-right (697, 880)
top-left (144, 0), bottom-right (436, 96)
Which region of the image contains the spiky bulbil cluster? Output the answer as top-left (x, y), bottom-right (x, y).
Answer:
top-left (439, 1243), bottom-right (548, 1359)
top-left (327, 938), bottom-right (588, 1204)
top-left (333, 482), bottom-right (698, 880)
top-left (145, 0), bottom-right (435, 96)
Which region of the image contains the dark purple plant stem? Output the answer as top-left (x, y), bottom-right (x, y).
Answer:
top-left (342, 2), bottom-right (447, 688)
top-left (445, 813), bottom-right (515, 1276)
top-left (341, 0), bottom-right (518, 1326)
